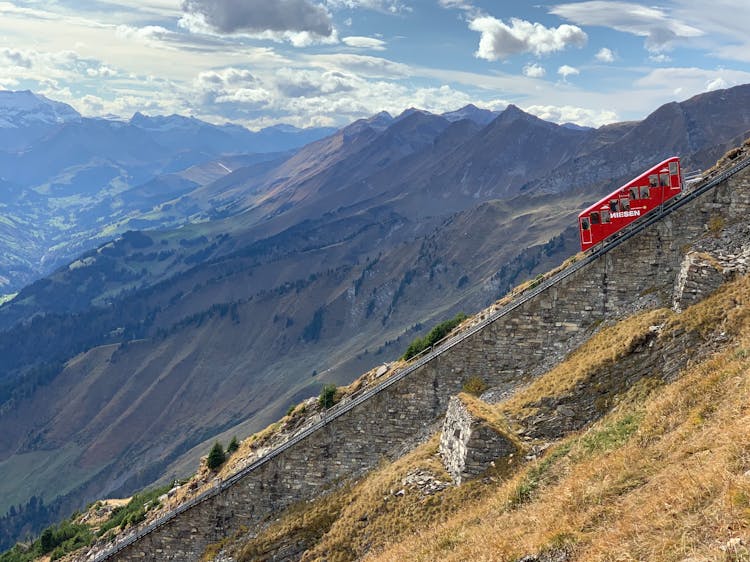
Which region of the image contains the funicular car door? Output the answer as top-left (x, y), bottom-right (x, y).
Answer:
top-left (580, 216), bottom-right (591, 245)
top-left (668, 160), bottom-right (681, 191)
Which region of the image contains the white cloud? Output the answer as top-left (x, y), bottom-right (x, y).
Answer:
top-left (550, 1), bottom-right (704, 52)
top-left (275, 67), bottom-right (357, 97)
top-left (325, 0), bottom-right (411, 13)
top-left (634, 67), bottom-right (750, 98)
top-left (557, 64), bottom-right (579, 79)
top-left (306, 53), bottom-right (410, 78)
top-left (0, 48), bottom-right (32, 68)
top-left (86, 65), bottom-right (118, 78)
top-left (438, 0), bottom-right (475, 10)
top-left (468, 16), bottom-right (587, 61)
top-left (522, 63), bottom-right (546, 78)
top-left (342, 36), bottom-right (387, 50)
top-left (524, 104), bottom-right (618, 127)
top-left (595, 47), bottom-right (615, 62)
top-left (671, 1), bottom-right (750, 63)
top-left (649, 53), bottom-right (671, 63)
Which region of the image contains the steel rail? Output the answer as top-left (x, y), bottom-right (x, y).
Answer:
top-left (91, 155), bottom-right (750, 561)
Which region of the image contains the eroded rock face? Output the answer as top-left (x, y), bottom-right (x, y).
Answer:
top-left (673, 223), bottom-right (750, 312)
top-left (439, 395), bottom-right (519, 485)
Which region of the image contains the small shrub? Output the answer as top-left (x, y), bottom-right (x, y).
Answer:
top-left (401, 313), bottom-right (468, 360)
top-left (319, 384), bottom-right (337, 409)
top-left (207, 442), bottom-right (226, 471)
top-left (227, 436), bottom-right (239, 454)
top-left (462, 376), bottom-right (488, 396)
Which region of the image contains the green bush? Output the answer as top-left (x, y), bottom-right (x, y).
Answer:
top-left (401, 313), bottom-right (468, 360)
top-left (207, 442), bottom-right (226, 471)
top-left (227, 436), bottom-right (239, 454)
top-left (318, 384), bottom-right (337, 409)
top-left (97, 485), bottom-right (170, 536)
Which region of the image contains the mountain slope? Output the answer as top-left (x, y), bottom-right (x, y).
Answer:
top-left (1, 86), bottom-right (750, 547)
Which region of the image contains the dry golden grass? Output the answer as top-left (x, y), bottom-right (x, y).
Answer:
top-left (458, 392), bottom-right (524, 449)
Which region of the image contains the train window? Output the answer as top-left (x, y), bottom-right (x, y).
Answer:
top-left (669, 161), bottom-right (678, 175)
top-left (609, 200), bottom-right (619, 212)
top-left (649, 175), bottom-right (658, 187)
top-left (601, 209), bottom-right (611, 223)
top-left (629, 187), bottom-right (639, 199)
top-left (590, 212), bottom-right (600, 224)
top-left (660, 172), bottom-right (670, 187)
top-left (581, 217), bottom-right (590, 230)
top-left (640, 185), bottom-right (650, 199)
top-left (620, 198), bottom-right (630, 211)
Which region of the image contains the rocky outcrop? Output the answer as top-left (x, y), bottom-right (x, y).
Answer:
top-left (672, 252), bottom-right (725, 312)
top-left (673, 222), bottom-right (750, 312)
top-left (439, 394), bottom-right (521, 484)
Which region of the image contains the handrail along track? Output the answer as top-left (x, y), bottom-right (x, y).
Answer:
top-left (92, 155), bottom-right (750, 561)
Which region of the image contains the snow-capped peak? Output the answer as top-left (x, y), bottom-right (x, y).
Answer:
top-left (0, 90), bottom-right (81, 128)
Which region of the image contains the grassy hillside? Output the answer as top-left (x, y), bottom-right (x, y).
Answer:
top-left (207, 272), bottom-right (750, 562)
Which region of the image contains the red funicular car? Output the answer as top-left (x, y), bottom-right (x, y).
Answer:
top-left (578, 156), bottom-right (682, 251)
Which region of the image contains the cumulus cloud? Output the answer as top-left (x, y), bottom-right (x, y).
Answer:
top-left (468, 16), bottom-right (587, 61)
top-left (557, 64), bottom-right (579, 79)
top-left (0, 48), bottom-right (32, 68)
top-left (595, 47), bottom-right (615, 62)
top-left (550, 1), bottom-right (703, 52)
top-left (522, 63), bottom-right (546, 78)
top-left (275, 67), bottom-right (357, 97)
top-left (86, 65), bottom-right (118, 77)
top-left (524, 104), bottom-right (618, 127)
top-left (342, 36), bottom-right (387, 50)
top-left (194, 67), bottom-right (271, 108)
top-left (181, 0), bottom-right (333, 36)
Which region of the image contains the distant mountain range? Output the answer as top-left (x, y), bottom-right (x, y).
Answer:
top-left (1, 85), bottom-right (750, 549)
top-left (0, 90), bottom-right (337, 291)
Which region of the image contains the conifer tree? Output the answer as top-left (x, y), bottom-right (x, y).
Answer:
top-left (206, 442), bottom-right (226, 471)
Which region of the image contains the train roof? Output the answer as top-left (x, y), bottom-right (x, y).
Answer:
top-left (578, 156), bottom-right (680, 218)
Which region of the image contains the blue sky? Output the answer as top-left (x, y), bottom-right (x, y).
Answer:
top-left (1, 0), bottom-right (749, 128)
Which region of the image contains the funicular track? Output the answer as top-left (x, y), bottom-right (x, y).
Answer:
top-left (93, 155), bottom-right (750, 561)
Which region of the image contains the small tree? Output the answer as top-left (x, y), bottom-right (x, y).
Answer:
top-left (206, 442), bottom-right (226, 471)
top-left (227, 436), bottom-right (239, 455)
top-left (318, 384), bottom-right (337, 409)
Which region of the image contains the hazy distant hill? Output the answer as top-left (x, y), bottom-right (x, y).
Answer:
top-left (1, 85), bottom-right (750, 548)
top-left (0, 90), bottom-right (336, 292)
